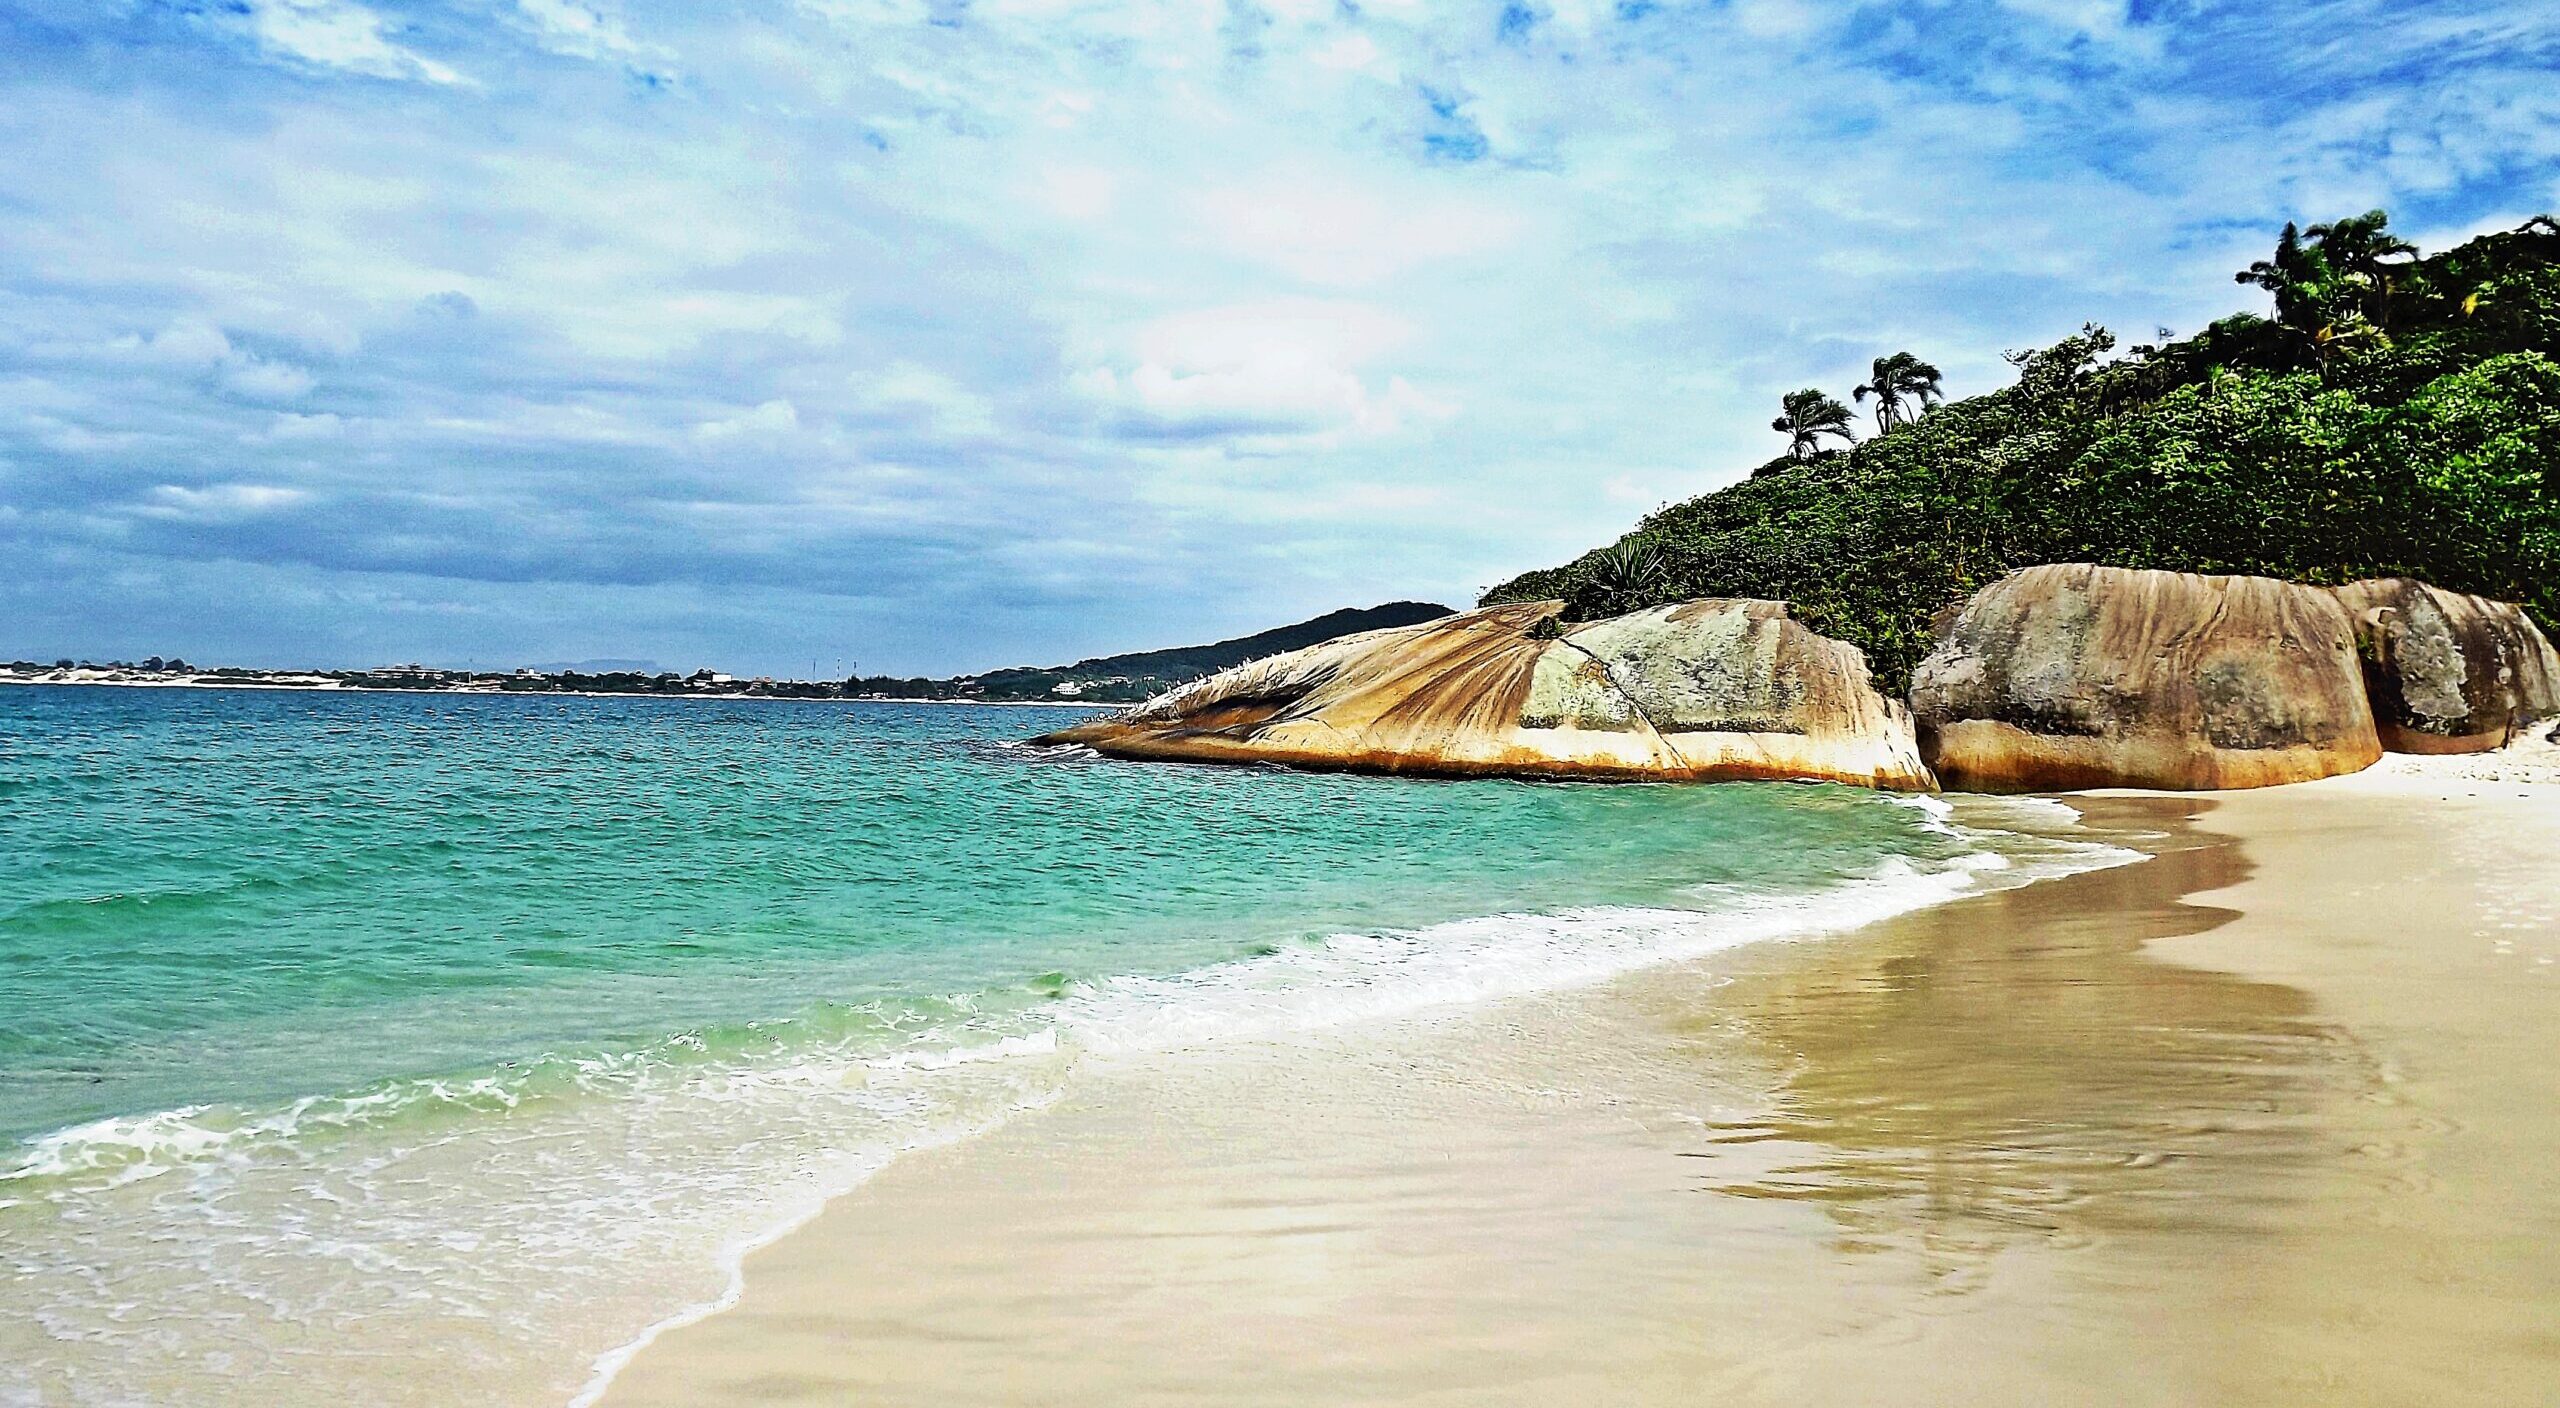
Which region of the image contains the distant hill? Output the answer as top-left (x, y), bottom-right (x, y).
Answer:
top-left (852, 601), bottom-right (1456, 704)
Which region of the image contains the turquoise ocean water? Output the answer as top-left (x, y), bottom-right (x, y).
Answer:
top-left (0, 685), bottom-right (2129, 1405)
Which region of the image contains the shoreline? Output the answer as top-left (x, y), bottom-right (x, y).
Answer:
top-left (599, 755), bottom-right (2560, 1406)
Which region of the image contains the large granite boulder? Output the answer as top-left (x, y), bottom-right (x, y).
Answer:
top-left (1909, 564), bottom-right (2381, 791)
top-left (2328, 578), bottom-right (2560, 753)
top-left (1033, 600), bottom-right (1934, 789)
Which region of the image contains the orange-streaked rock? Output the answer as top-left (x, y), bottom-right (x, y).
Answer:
top-left (1909, 564), bottom-right (2381, 791)
top-left (2329, 578), bottom-right (2560, 753)
top-left (1033, 600), bottom-right (1933, 789)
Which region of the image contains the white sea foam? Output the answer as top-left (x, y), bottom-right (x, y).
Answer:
top-left (1889, 790), bottom-right (1966, 838)
top-left (5, 1105), bottom-right (233, 1187)
top-left (1054, 862), bottom-right (2011, 1056)
top-left (996, 795), bottom-right (2135, 1061)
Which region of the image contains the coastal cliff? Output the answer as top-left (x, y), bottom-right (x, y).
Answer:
top-left (1034, 600), bottom-right (1932, 789)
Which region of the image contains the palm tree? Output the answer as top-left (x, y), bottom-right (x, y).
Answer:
top-left (1852, 358), bottom-right (1902, 432)
top-left (2235, 217), bottom-right (2401, 372)
top-left (2304, 209), bottom-right (2417, 327)
top-left (1853, 352), bottom-right (1945, 433)
top-left (1894, 354), bottom-right (1945, 421)
top-left (1772, 388), bottom-right (1856, 460)
top-left (2235, 220), bottom-right (2330, 333)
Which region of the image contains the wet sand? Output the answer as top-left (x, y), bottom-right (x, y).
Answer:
top-left (603, 767), bottom-right (2560, 1407)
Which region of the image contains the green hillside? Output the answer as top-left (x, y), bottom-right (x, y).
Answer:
top-left (1484, 213), bottom-right (2560, 692)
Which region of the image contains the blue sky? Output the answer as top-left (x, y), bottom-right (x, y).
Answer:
top-left (3, 0), bottom-right (2555, 675)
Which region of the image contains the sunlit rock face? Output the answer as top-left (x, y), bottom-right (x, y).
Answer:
top-left (1034, 600), bottom-right (1934, 790)
top-left (1910, 564), bottom-right (2382, 792)
top-left (2329, 578), bottom-right (2560, 754)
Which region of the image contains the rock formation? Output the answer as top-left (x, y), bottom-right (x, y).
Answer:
top-left (2329, 578), bottom-right (2560, 753)
top-left (1909, 564), bottom-right (2382, 791)
top-left (1034, 600), bottom-right (1934, 789)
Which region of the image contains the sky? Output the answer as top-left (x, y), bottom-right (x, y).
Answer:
top-left (3, 0), bottom-right (2557, 676)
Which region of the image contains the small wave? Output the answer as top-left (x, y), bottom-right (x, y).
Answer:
top-left (1046, 828), bottom-right (2127, 1058)
top-left (1006, 740), bottom-right (1103, 762)
top-left (7, 1104), bottom-right (234, 1188)
top-left (1965, 793), bottom-right (2094, 828)
top-left (0, 997), bottom-right (1007, 1195)
top-left (1888, 791), bottom-right (1965, 838)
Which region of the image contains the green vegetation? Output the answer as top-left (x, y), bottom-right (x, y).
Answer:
top-left (1484, 213), bottom-right (2560, 691)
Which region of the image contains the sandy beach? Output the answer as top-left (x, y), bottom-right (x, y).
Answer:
top-left (599, 749), bottom-right (2560, 1407)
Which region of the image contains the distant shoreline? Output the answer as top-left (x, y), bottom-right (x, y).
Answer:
top-left (0, 677), bottom-right (1116, 708)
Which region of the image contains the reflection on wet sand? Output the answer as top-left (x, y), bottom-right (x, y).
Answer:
top-left (1681, 798), bottom-right (2353, 1256)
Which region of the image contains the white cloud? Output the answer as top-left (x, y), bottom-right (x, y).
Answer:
top-left (1992, 0), bottom-right (2164, 59)
top-left (1130, 299), bottom-right (1415, 372)
top-left (108, 320), bottom-right (233, 366)
top-left (862, 363), bottom-right (997, 436)
top-left (93, 320), bottom-right (313, 400)
top-left (1726, 0), bottom-right (1823, 41)
top-left (23, 415), bottom-right (152, 454)
top-left (140, 483), bottom-right (312, 519)
top-left (232, 0), bottom-right (467, 85)
top-left (512, 0), bottom-right (651, 60)
top-left (1307, 34), bottom-right (1393, 79)
top-left (220, 356), bottom-right (317, 402)
top-left (1187, 171), bottom-right (1524, 287)
top-left (417, 401), bottom-right (670, 447)
top-left (1035, 165), bottom-right (1119, 221)
top-left (1078, 300), bottom-right (1454, 440)
top-left (692, 398), bottom-right (802, 442)
top-left (259, 411), bottom-right (346, 442)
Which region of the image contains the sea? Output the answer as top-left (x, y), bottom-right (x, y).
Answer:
top-left (0, 684), bottom-right (2135, 1406)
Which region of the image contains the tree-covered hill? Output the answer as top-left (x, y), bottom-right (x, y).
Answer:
top-left (1483, 214), bottom-right (2560, 693)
